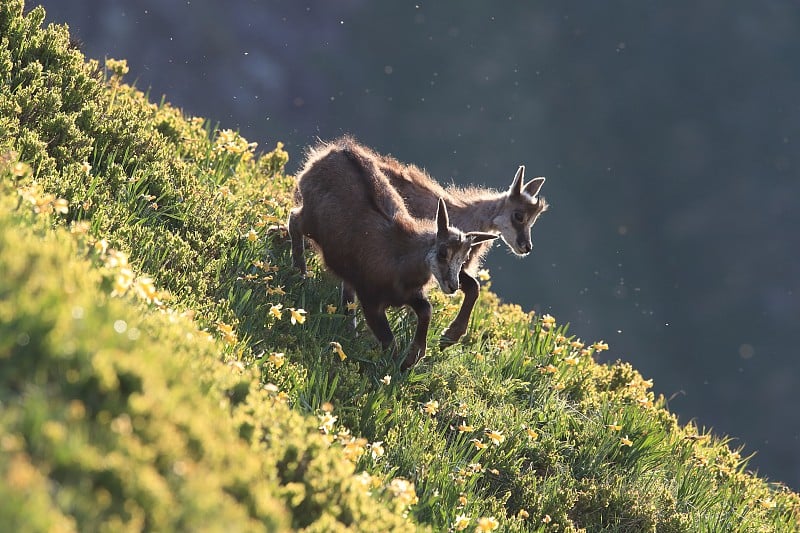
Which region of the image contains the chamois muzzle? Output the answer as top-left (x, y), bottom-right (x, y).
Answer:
top-left (517, 237), bottom-right (532, 255)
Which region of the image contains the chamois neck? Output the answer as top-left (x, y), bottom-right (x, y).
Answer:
top-left (445, 188), bottom-right (506, 234)
top-left (394, 227), bottom-right (437, 284)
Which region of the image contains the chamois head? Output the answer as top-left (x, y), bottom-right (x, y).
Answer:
top-left (430, 198), bottom-right (498, 294)
top-left (492, 165), bottom-right (548, 256)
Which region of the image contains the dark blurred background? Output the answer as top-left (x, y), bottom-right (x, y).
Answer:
top-left (36, 1), bottom-right (799, 489)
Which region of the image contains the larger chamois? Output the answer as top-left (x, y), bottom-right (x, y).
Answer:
top-left (336, 139), bottom-right (548, 347)
top-left (288, 138), bottom-right (497, 369)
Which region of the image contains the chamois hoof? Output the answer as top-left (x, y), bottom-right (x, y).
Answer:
top-left (400, 355), bottom-right (419, 371)
top-left (292, 263), bottom-right (307, 278)
top-left (439, 337), bottom-right (454, 350)
top-left (400, 345), bottom-right (426, 370)
top-left (439, 327), bottom-right (465, 350)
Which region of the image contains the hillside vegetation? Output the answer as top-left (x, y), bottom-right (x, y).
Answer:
top-left (1, 2), bottom-right (798, 531)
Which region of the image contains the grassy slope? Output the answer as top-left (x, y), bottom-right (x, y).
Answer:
top-left (1, 2), bottom-right (798, 531)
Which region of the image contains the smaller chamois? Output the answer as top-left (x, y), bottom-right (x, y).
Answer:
top-left (337, 142), bottom-right (548, 348)
top-left (288, 139), bottom-right (497, 369)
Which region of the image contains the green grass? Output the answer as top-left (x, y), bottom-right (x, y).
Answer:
top-left (1, 1), bottom-right (799, 531)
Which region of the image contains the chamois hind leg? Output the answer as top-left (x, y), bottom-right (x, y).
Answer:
top-left (361, 300), bottom-right (397, 357)
top-left (440, 269), bottom-right (479, 349)
top-left (287, 207), bottom-right (307, 276)
top-left (341, 282), bottom-right (358, 331)
top-left (403, 296), bottom-right (432, 370)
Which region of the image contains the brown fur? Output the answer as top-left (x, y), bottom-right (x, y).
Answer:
top-left (288, 137), bottom-right (496, 368)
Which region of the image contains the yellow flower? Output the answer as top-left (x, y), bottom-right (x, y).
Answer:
top-left (607, 423), bottom-right (622, 432)
top-left (388, 478), bottom-right (418, 507)
top-left (564, 356), bottom-right (579, 366)
top-left (517, 509), bottom-right (529, 519)
top-left (475, 516), bottom-right (499, 531)
top-left (94, 238), bottom-right (109, 255)
top-left (266, 285), bottom-right (285, 296)
top-left (70, 221), bottom-right (90, 235)
top-left (593, 341), bottom-right (609, 351)
top-left (423, 399), bottom-right (439, 415)
top-left (342, 437), bottom-right (367, 462)
top-left (134, 277), bottom-right (158, 303)
top-left (318, 413), bottom-right (337, 434)
top-left (54, 198), bottom-right (69, 214)
top-left (485, 430), bottom-right (505, 446)
top-left (458, 494), bottom-right (468, 507)
top-left (268, 352), bottom-right (285, 369)
top-left (620, 435), bottom-right (633, 447)
top-left (289, 307), bottom-right (307, 325)
top-left (539, 364), bottom-right (558, 374)
top-left (369, 441), bottom-right (385, 460)
top-left (216, 322), bottom-right (237, 345)
top-left (456, 403), bottom-right (469, 417)
top-left (345, 301), bottom-right (359, 312)
top-left (542, 514), bottom-right (552, 523)
top-left (246, 228), bottom-right (258, 242)
top-left (525, 428), bottom-right (539, 440)
top-left (330, 341), bottom-right (347, 361)
top-left (570, 339), bottom-right (585, 349)
top-left (470, 438), bottom-right (487, 450)
top-left (105, 57), bottom-right (129, 76)
top-left (326, 304), bottom-right (337, 314)
top-left (104, 249), bottom-right (129, 268)
top-left (321, 402), bottom-right (334, 413)
top-left (11, 161), bottom-right (31, 177)
top-left (111, 268), bottom-right (135, 297)
top-left (354, 471), bottom-right (373, 490)
top-left (218, 185), bottom-right (233, 199)
top-left (453, 514), bottom-right (471, 531)
top-left (458, 423), bottom-right (475, 433)
top-left (380, 375), bottom-right (392, 385)
top-left (541, 314), bottom-right (556, 329)
top-left (758, 498), bottom-right (777, 509)
top-left (269, 303), bottom-right (283, 319)
top-left (476, 269), bottom-right (491, 281)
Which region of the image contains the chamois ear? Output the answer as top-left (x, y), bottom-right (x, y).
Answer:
top-left (508, 165), bottom-right (525, 197)
top-left (467, 232), bottom-right (499, 247)
top-left (436, 198), bottom-right (450, 237)
top-left (523, 176), bottom-right (546, 199)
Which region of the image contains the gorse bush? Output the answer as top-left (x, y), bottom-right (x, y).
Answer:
top-left (1, 1), bottom-right (799, 531)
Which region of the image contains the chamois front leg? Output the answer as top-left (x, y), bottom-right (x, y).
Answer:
top-left (287, 207), bottom-right (307, 276)
top-left (403, 296), bottom-right (432, 370)
top-left (341, 282), bottom-right (358, 331)
top-left (440, 269), bottom-right (479, 349)
top-left (361, 300), bottom-right (397, 357)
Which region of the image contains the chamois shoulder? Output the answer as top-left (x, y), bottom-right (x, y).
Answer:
top-left (300, 136), bottom-right (409, 222)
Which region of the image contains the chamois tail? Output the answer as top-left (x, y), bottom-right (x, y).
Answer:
top-left (338, 140), bottom-right (401, 221)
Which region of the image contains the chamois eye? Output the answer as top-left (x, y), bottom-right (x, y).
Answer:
top-left (513, 211), bottom-right (524, 223)
top-left (437, 245), bottom-right (448, 261)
